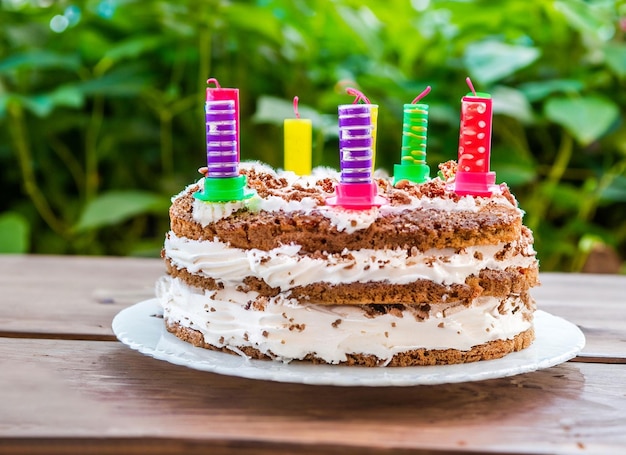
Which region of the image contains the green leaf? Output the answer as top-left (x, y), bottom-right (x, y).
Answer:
top-left (74, 190), bottom-right (169, 232)
top-left (604, 43), bottom-right (626, 78)
top-left (224, 4), bottom-right (283, 43)
top-left (491, 86), bottom-right (534, 123)
top-left (105, 36), bottom-right (165, 62)
top-left (545, 183), bottom-right (586, 212)
top-left (252, 95), bottom-right (340, 139)
top-left (491, 145), bottom-right (538, 187)
top-left (464, 42), bottom-right (540, 85)
top-left (600, 175), bottom-right (626, 203)
top-left (20, 94), bottom-right (54, 117)
top-left (493, 163), bottom-right (537, 187)
top-left (553, 0), bottom-right (615, 41)
top-left (48, 84), bottom-right (85, 108)
top-left (544, 96), bottom-right (620, 146)
top-left (518, 79), bottom-right (584, 102)
top-left (0, 50), bottom-right (81, 73)
top-left (96, 36), bottom-right (166, 74)
top-left (335, 5), bottom-right (383, 56)
top-left (252, 95), bottom-right (325, 127)
top-left (76, 65), bottom-right (152, 97)
top-left (0, 212), bottom-right (30, 254)
top-left (2, 70), bottom-right (139, 117)
top-left (20, 85), bottom-right (85, 117)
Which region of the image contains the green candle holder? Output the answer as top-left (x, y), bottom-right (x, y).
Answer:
top-left (193, 175), bottom-right (255, 202)
top-left (393, 163), bottom-right (430, 185)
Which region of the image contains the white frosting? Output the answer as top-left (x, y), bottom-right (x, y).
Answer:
top-left (157, 276), bottom-right (533, 364)
top-left (317, 206), bottom-right (381, 234)
top-left (164, 232), bottom-right (536, 290)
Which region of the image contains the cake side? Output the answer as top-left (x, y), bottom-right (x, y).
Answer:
top-left (166, 319), bottom-right (535, 367)
top-left (157, 162), bottom-right (539, 367)
top-left (157, 275), bottom-right (535, 366)
top-left (163, 164), bottom-right (538, 307)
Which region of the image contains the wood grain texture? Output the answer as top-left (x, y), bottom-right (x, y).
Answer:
top-left (534, 273), bottom-right (626, 361)
top-left (2, 256), bottom-right (625, 360)
top-left (0, 255), bottom-right (162, 339)
top-left (1, 256), bottom-right (625, 454)
top-left (1, 338), bottom-right (625, 454)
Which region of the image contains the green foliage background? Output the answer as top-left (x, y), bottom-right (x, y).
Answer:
top-left (1, 0), bottom-right (625, 272)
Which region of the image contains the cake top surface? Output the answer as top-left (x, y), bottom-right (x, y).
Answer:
top-left (176, 161), bottom-right (522, 234)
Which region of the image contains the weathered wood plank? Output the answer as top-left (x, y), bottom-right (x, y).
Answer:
top-left (0, 255), bottom-right (162, 339)
top-left (534, 273), bottom-right (626, 360)
top-left (0, 338), bottom-right (625, 454)
top-left (0, 256), bottom-right (624, 360)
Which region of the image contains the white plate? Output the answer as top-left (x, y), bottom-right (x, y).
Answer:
top-left (112, 299), bottom-right (585, 387)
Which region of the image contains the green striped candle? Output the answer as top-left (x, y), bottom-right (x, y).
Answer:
top-left (401, 103), bottom-right (429, 165)
top-left (393, 86), bottom-right (431, 185)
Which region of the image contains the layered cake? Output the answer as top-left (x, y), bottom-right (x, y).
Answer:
top-left (156, 161), bottom-right (539, 367)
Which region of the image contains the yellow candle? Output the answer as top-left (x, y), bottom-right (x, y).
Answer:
top-left (284, 97), bottom-right (312, 175)
top-left (370, 104), bottom-right (379, 172)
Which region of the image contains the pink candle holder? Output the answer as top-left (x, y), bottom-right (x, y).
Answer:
top-left (326, 181), bottom-right (386, 210)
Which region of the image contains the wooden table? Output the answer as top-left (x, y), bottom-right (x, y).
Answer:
top-left (0, 255), bottom-right (625, 454)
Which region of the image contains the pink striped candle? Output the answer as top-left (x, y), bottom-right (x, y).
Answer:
top-left (326, 88), bottom-right (386, 210)
top-left (205, 99), bottom-right (238, 178)
top-left (206, 78), bottom-right (240, 160)
top-left (194, 78), bottom-right (253, 202)
top-left (338, 103), bottom-right (373, 183)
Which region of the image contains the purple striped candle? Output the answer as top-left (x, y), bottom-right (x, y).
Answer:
top-left (338, 104), bottom-right (373, 184)
top-left (205, 99), bottom-right (238, 178)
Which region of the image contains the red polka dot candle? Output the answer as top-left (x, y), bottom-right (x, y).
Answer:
top-left (453, 77), bottom-right (499, 197)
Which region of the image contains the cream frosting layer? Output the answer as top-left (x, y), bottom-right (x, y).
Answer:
top-left (188, 162), bottom-right (521, 233)
top-left (157, 276), bottom-right (533, 365)
top-left (164, 232), bottom-right (537, 289)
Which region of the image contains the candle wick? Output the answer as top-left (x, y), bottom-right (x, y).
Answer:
top-left (412, 86), bottom-right (432, 104)
top-left (346, 87), bottom-right (370, 104)
top-left (465, 77), bottom-right (477, 96)
top-left (293, 96), bottom-right (300, 119)
top-left (206, 78), bottom-right (221, 88)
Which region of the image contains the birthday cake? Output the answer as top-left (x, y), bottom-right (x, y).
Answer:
top-left (155, 80), bottom-right (539, 367)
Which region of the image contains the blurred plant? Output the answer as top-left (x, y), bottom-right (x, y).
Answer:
top-left (0, 0), bottom-right (624, 271)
